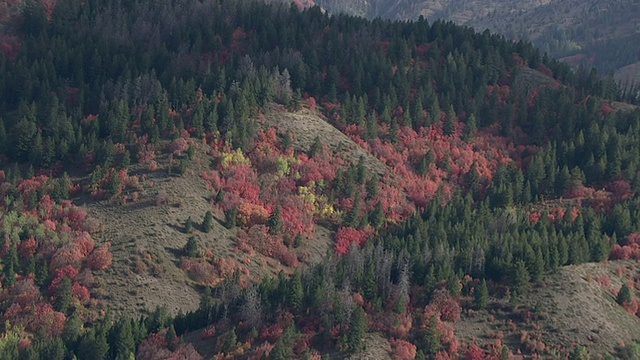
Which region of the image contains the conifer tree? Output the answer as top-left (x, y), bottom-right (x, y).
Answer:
top-left (202, 210), bottom-right (214, 233)
top-left (268, 205), bottom-right (282, 234)
top-left (474, 279), bottom-right (489, 309)
top-left (112, 318), bottom-right (135, 359)
top-left (183, 236), bottom-right (199, 258)
top-left (166, 324), bottom-right (178, 351)
top-left (346, 306), bottom-right (367, 354)
top-left (513, 260), bottom-right (530, 296)
top-left (617, 284), bottom-right (632, 305)
top-left (185, 216), bottom-right (194, 233)
top-left (55, 277), bottom-right (73, 313)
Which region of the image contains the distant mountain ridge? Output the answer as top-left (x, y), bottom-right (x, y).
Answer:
top-left (312, 0), bottom-right (640, 89)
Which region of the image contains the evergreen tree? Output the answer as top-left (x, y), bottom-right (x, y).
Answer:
top-left (617, 284), bottom-right (632, 305)
top-left (78, 330), bottom-right (109, 360)
top-left (463, 113), bottom-right (477, 141)
top-left (225, 208), bottom-right (238, 229)
top-left (474, 279), bottom-right (489, 309)
top-left (287, 271), bottom-right (304, 311)
top-left (222, 327), bottom-right (238, 354)
top-left (346, 306), bottom-right (367, 354)
top-left (183, 236), bottom-right (199, 257)
top-left (268, 205), bottom-right (283, 234)
top-left (513, 260), bottom-right (530, 296)
top-left (570, 346), bottom-right (590, 360)
top-left (36, 259), bottom-right (49, 286)
top-left (369, 201), bottom-right (385, 228)
top-left (202, 210), bottom-right (214, 233)
top-left (443, 105), bottom-right (456, 136)
top-left (269, 326), bottom-right (295, 360)
top-left (62, 311), bottom-right (83, 348)
top-left (112, 318), bottom-right (135, 359)
top-left (165, 324), bottom-right (178, 351)
top-left (55, 276), bottom-right (73, 313)
top-left (422, 315), bottom-right (443, 356)
top-left (309, 136), bottom-right (322, 157)
top-left (185, 216), bottom-right (194, 233)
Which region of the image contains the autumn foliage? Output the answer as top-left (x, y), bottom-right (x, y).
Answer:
top-left (0, 176), bottom-right (113, 340)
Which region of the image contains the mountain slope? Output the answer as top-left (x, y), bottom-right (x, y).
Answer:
top-left (313, 0), bottom-right (640, 88)
top-left (2, 0), bottom-right (640, 359)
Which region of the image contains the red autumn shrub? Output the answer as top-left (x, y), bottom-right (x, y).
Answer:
top-left (222, 164), bottom-right (261, 204)
top-left (72, 282), bottom-right (90, 303)
top-left (249, 342), bottom-right (274, 360)
top-left (50, 242), bottom-right (86, 270)
top-left (389, 313), bottom-right (413, 338)
top-left (334, 226), bottom-right (372, 255)
top-left (595, 274), bottom-right (611, 288)
top-left (180, 258), bottom-right (218, 285)
top-left (608, 178), bottom-right (633, 201)
top-left (200, 325), bottom-right (216, 340)
top-left (18, 237), bottom-right (37, 260)
top-left (32, 305), bottom-right (66, 337)
top-left (465, 343), bottom-right (486, 360)
top-left (237, 202), bottom-right (270, 227)
top-left (431, 289), bottom-right (461, 322)
top-left (390, 338), bottom-right (417, 360)
top-left (49, 265), bottom-right (79, 292)
top-left (136, 330), bottom-right (171, 360)
top-left (7, 278), bottom-right (41, 307)
top-left (170, 137), bottom-right (189, 155)
top-left (86, 245), bottom-right (113, 271)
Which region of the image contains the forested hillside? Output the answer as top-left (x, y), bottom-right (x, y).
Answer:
top-left (1, 0), bottom-right (640, 359)
top-left (312, 0), bottom-right (640, 93)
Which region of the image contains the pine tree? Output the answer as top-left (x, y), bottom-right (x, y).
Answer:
top-left (0, 119), bottom-right (7, 155)
top-left (62, 312), bottom-right (83, 347)
top-left (222, 327), bottom-right (238, 354)
top-left (55, 276), bottom-right (73, 313)
top-left (268, 205), bottom-right (283, 234)
top-left (369, 201), bottom-right (385, 228)
top-left (463, 113), bottom-right (477, 141)
top-left (309, 136), bottom-right (322, 157)
top-left (474, 279), bottom-right (489, 309)
top-left (78, 330), bottom-right (109, 360)
top-left (36, 259), bottom-right (49, 286)
top-left (513, 260), bottom-right (530, 296)
top-left (443, 105), bottom-right (456, 136)
top-left (617, 284), bottom-right (632, 305)
top-left (225, 208), bottom-right (238, 229)
top-left (346, 306), bottom-right (367, 354)
top-left (113, 318), bottom-right (135, 359)
top-left (422, 315), bottom-right (442, 355)
top-left (165, 324), bottom-right (178, 351)
top-left (287, 271), bottom-right (304, 311)
top-left (183, 236), bottom-right (199, 258)
top-left (202, 210), bottom-right (214, 233)
top-left (185, 216), bottom-right (194, 233)
top-left (570, 346), bottom-right (590, 360)
top-left (269, 326), bottom-right (295, 360)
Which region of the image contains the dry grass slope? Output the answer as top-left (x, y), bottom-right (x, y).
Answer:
top-left (264, 108), bottom-right (390, 176)
top-left (456, 260), bottom-right (640, 357)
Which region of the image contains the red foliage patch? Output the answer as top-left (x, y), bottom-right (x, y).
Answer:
top-left (390, 338), bottom-right (417, 360)
top-left (85, 245), bottom-right (113, 271)
top-left (334, 226), bottom-right (373, 255)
